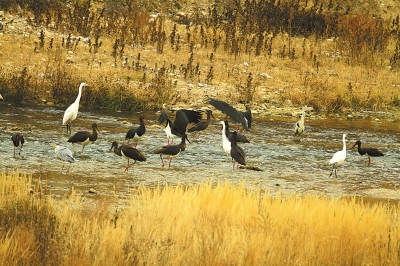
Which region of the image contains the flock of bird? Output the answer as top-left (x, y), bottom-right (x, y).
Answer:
top-left (10, 82), bottom-right (385, 176)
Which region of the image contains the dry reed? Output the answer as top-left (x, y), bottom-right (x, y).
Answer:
top-left (0, 171), bottom-right (399, 265)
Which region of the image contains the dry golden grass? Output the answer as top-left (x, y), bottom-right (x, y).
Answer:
top-left (0, 0), bottom-right (399, 112)
top-left (1, 171), bottom-right (400, 265)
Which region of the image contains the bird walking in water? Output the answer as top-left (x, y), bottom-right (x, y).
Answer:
top-left (154, 134), bottom-right (190, 169)
top-left (329, 134), bottom-right (347, 178)
top-left (220, 121), bottom-right (231, 161)
top-left (188, 109), bottom-right (214, 133)
top-left (350, 140), bottom-right (384, 165)
top-left (230, 131), bottom-right (246, 170)
top-left (224, 120), bottom-right (250, 143)
top-left (63, 82), bottom-right (89, 134)
top-left (157, 109), bottom-right (202, 144)
top-left (110, 141), bottom-right (146, 172)
top-left (11, 133), bottom-right (25, 157)
top-left (208, 97), bottom-right (251, 131)
top-left (294, 110), bottom-right (305, 140)
top-left (125, 116), bottom-right (147, 148)
top-left (53, 144), bottom-right (74, 173)
top-left (67, 123), bottom-right (99, 154)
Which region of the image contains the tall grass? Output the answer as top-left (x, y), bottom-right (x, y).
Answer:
top-left (1, 171), bottom-right (399, 265)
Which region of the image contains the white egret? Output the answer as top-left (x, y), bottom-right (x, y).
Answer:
top-left (53, 144), bottom-right (74, 173)
top-left (329, 134), bottom-right (347, 178)
top-left (62, 82), bottom-right (89, 134)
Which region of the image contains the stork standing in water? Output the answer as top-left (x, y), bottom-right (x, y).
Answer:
top-left (125, 116), bottom-right (147, 148)
top-left (229, 131), bottom-right (246, 170)
top-left (329, 134), bottom-right (347, 178)
top-left (154, 134), bottom-right (190, 169)
top-left (53, 144), bottom-right (74, 173)
top-left (351, 140), bottom-right (384, 165)
top-left (67, 123), bottom-right (99, 154)
top-left (110, 141), bottom-right (146, 172)
top-left (11, 133), bottom-right (25, 157)
top-left (62, 82), bottom-right (89, 134)
top-left (294, 110), bottom-right (305, 140)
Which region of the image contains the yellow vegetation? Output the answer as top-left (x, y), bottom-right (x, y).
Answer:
top-left (0, 171), bottom-right (399, 265)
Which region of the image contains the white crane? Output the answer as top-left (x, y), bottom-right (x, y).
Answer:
top-left (62, 82), bottom-right (89, 134)
top-left (329, 134), bottom-right (347, 178)
top-left (53, 144), bottom-right (75, 173)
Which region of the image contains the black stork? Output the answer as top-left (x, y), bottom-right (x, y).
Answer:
top-left (188, 110), bottom-right (214, 133)
top-left (208, 97), bottom-right (251, 131)
top-left (67, 123), bottom-right (99, 154)
top-left (224, 120), bottom-right (250, 143)
top-left (157, 109), bottom-right (202, 144)
top-left (294, 111), bottom-right (305, 140)
top-left (229, 131), bottom-right (246, 169)
top-left (11, 133), bottom-right (25, 157)
top-left (154, 134), bottom-right (190, 168)
top-left (110, 141), bottom-right (146, 172)
top-left (125, 116), bottom-right (147, 147)
top-left (350, 140), bottom-right (384, 165)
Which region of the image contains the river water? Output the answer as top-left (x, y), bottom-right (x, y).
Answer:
top-left (1, 103), bottom-right (400, 204)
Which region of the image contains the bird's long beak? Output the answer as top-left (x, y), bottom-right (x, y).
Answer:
top-left (144, 119), bottom-right (147, 128)
top-left (350, 143), bottom-right (356, 150)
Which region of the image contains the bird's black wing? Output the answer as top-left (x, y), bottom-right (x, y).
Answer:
top-left (208, 98), bottom-right (249, 130)
top-left (67, 131), bottom-right (90, 143)
top-left (125, 128), bottom-right (138, 139)
top-left (121, 145), bottom-right (147, 161)
top-left (231, 146), bottom-right (246, 165)
top-left (154, 144), bottom-right (181, 156)
top-left (242, 106), bottom-right (252, 129)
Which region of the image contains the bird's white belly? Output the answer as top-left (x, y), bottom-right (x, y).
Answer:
top-left (79, 138), bottom-right (91, 146)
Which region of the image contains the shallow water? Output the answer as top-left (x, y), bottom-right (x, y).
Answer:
top-left (1, 103), bottom-right (400, 204)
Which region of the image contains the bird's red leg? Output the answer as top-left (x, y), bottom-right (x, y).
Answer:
top-left (168, 158), bottom-right (172, 169)
top-left (160, 154), bottom-right (165, 168)
top-left (82, 147), bottom-right (85, 154)
top-left (368, 157), bottom-right (371, 165)
top-left (125, 159), bottom-right (130, 172)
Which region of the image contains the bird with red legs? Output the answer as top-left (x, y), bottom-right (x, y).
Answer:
top-left (110, 141), bottom-right (146, 172)
top-left (154, 134), bottom-right (190, 169)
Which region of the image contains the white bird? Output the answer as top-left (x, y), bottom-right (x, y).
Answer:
top-left (294, 110), bottom-right (305, 140)
top-left (220, 121), bottom-right (231, 160)
top-left (329, 134), bottom-right (347, 178)
top-left (53, 144), bottom-right (75, 173)
top-left (62, 82), bottom-right (89, 134)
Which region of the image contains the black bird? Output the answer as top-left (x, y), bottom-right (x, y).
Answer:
top-left (67, 123), bottom-right (99, 154)
top-left (110, 141), bottom-right (146, 172)
top-left (208, 97), bottom-right (250, 131)
top-left (157, 109), bottom-right (202, 144)
top-left (350, 140), bottom-right (384, 165)
top-left (11, 133), bottom-right (25, 157)
top-left (188, 110), bottom-right (214, 133)
top-left (224, 120), bottom-right (250, 143)
top-left (154, 134), bottom-right (190, 168)
top-left (125, 116), bottom-right (147, 147)
top-left (229, 131), bottom-right (246, 169)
